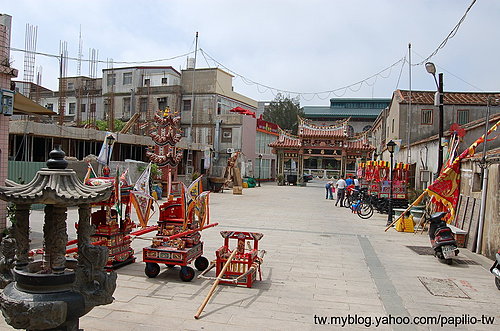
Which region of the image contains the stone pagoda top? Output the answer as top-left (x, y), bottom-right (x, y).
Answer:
top-left (0, 146), bottom-right (112, 205)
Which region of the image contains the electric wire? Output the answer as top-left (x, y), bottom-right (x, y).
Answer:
top-left (413, 0), bottom-right (477, 66)
top-left (3, 0), bottom-right (477, 101)
top-left (395, 55), bottom-right (407, 89)
top-left (200, 48), bottom-right (405, 98)
top-left (6, 45), bottom-right (196, 65)
top-left (412, 49), bottom-right (484, 91)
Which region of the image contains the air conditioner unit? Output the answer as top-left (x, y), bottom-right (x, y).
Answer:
top-left (226, 148), bottom-right (235, 154)
top-left (420, 170), bottom-right (431, 182)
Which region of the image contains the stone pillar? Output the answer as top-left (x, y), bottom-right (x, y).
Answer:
top-left (77, 204), bottom-right (91, 247)
top-left (43, 205), bottom-right (68, 273)
top-left (13, 204), bottom-right (30, 270)
top-left (298, 153), bottom-right (304, 185)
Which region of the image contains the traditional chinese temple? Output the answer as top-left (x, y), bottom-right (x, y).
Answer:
top-left (269, 117), bottom-right (374, 181)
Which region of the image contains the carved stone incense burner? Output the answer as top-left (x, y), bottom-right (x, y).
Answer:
top-left (0, 146), bottom-right (116, 330)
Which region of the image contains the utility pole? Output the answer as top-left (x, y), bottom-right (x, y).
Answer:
top-left (437, 73), bottom-right (444, 174)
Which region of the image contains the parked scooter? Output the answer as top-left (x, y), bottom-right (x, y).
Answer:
top-left (490, 249), bottom-right (500, 290)
top-left (428, 212), bottom-right (459, 265)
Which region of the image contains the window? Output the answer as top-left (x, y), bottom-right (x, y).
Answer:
top-left (46, 103), bottom-right (53, 110)
top-left (81, 104), bottom-right (86, 113)
top-left (183, 99), bottom-right (192, 111)
top-left (161, 77), bottom-right (168, 85)
top-left (90, 103), bottom-right (96, 113)
top-left (140, 98), bottom-right (148, 113)
top-left (158, 97), bottom-right (168, 111)
top-left (457, 109), bottom-right (469, 125)
top-left (391, 119), bottom-right (394, 133)
top-left (346, 125), bottom-right (354, 137)
top-left (421, 109), bottom-right (433, 125)
top-left (67, 82), bottom-right (74, 90)
top-left (123, 97), bottom-right (131, 117)
top-left (123, 72), bottom-right (132, 85)
top-left (144, 78), bottom-right (150, 86)
top-left (362, 125), bottom-right (372, 132)
top-left (68, 102), bottom-right (76, 115)
top-left (107, 73), bottom-right (116, 86)
top-left (222, 128), bottom-right (232, 143)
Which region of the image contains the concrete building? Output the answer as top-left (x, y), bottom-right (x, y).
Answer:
top-left (255, 117), bottom-right (279, 181)
top-left (180, 67), bottom-right (258, 177)
top-left (302, 98), bottom-right (390, 136)
top-left (102, 66), bottom-right (182, 133)
top-left (375, 90), bottom-right (500, 189)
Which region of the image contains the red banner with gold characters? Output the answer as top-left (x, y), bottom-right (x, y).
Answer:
top-left (427, 119), bottom-right (499, 222)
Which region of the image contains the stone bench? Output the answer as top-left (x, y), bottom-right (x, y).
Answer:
top-left (447, 224), bottom-right (467, 248)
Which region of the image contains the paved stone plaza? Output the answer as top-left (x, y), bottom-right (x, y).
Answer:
top-left (0, 181), bottom-right (498, 330)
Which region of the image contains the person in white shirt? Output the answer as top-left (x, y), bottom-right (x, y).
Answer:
top-left (353, 176), bottom-right (360, 190)
top-left (335, 177), bottom-right (347, 206)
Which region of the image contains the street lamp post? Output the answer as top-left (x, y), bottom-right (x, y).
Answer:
top-left (425, 62), bottom-right (444, 174)
top-left (258, 154), bottom-right (263, 187)
top-left (386, 140), bottom-right (396, 226)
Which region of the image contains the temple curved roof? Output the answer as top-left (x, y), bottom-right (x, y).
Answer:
top-left (345, 133), bottom-right (373, 150)
top-left (298, 117), bottom-right (348, 138)
top-left (268, 117), bottom-right (375, 152)
top-left (268, 129), bottom-right (301, 149)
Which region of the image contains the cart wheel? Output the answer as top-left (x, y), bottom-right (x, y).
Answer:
top-left (179, 266), bottom-right (195, 282)
top-left (194, 256), bottom-right (209, 271)
top-left (145, 262), bottom-right (160, 278)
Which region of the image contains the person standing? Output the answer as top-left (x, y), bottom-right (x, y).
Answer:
top-left (325, 181), bottom-right (333, 199)
top-left (345, 176), bottom-right (354, 187)
top-left (353, 176), bottom-right (360, 190)
top-left (335, 176), bottom-right (347, 206)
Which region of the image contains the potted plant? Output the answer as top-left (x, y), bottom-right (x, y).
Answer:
top-left (277, 173), bottom-right (285, 186)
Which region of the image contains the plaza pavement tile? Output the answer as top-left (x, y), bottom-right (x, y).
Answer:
top-left (0, 181), bottom-right (498, 330)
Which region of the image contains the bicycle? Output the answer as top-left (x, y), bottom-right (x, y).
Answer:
top-left (344, 188), bottom-right (374, 219)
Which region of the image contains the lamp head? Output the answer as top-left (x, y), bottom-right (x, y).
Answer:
top-left (106, 135), bottom-right (116, 146)
top-left (425, 62), bottom-right (436, 75)
top-left (387, 140), bottom-right (396, 154)
top-left (258, 154), bottom-right (263, 159)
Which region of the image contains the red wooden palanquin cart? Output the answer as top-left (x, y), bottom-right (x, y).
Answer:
top-left (199, 231), bottom-right (265, 288)
top-left (142, 182), bottom-right (216, 282)
top-left (84, 174), bottom-right (137, 270)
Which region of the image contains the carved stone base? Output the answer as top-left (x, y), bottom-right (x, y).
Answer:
top-left (0, 269), bottom-right (85, 330)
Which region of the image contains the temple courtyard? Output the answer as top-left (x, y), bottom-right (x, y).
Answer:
top-left (0, 181), bottom-right (497, 330)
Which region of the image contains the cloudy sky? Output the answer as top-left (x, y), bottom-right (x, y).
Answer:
top-left (2, 0), bottom-right (498, 105)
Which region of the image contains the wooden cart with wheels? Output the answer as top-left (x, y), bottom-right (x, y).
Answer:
top-left (142, 186), bottom-right (216, 282)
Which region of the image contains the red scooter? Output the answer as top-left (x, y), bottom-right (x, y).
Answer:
top-left (428, 212), bottom-right (459, 265)
top-left (490, 249), bottom-right (500, 290)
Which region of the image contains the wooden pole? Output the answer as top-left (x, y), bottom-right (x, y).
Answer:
top-left (384, 190), bottom-right (427, 232)
top-left (194, 249), bottom-right (238, 319)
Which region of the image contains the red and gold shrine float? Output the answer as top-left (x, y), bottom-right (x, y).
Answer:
top-left (357, 160), bottom-right (410, 213)
top-left (143, 181), bottom-right (216, 281)
top-left (142, 108), bottom-right (217, 281)
top-left (83, 165), bottom-right (137, 270)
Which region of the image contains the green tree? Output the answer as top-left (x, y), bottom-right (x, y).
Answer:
top-left (82, 119), bottom-right (126, 132)
top-left (263, 93), bottom-right (303, 134)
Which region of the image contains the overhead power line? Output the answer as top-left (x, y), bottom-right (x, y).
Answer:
top-left (6, 45), bottom-right (196, 65)
top-left (413, 0), bottom-right (477, 66)
top-left (200, 48), bottom-right (405, 99)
